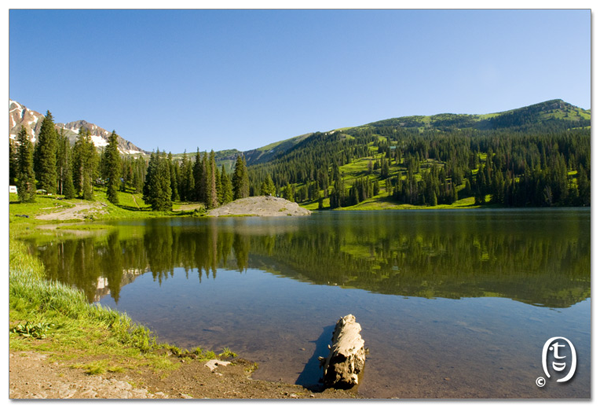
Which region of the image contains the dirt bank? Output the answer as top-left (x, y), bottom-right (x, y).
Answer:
top-left (35, 202), bottom-right (108, 221)
top-left (208, 196), bottom-right (311, 217)
top-left (9, 351), bottom-right (357, 400)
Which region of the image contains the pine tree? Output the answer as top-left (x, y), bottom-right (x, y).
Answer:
top-left (193, 149), bottom-right (205, 203)
top-left (169, 153), bottom-right (180, 202)
top-left (55, 130), bottom-right (75, 198)
top-left (9, 139), bottom-right (18, 186)
top-left (179, 151), bottom-right (194, 201)
top-left (72, 128), bottom-right (98, 200)
top-left (105, 131), bottom-right (122, 204)
top-left (156, 151), bottom-right (173, 211)
top-left (381, 158), bottom-right (390, 179)
top-left (577, 164), bottom-right (590, 206)
top-left (220, 165), bottom-right (233, 204)
top-left (63, 167), bottom-right (75, 199)
top-left (232, 155), bottom-right (249, 200)
top-left (143, 150), bottom-right (172, 211)
top-left (260, 174), bottom-right (276, 196)
top-left (132, 156), bottom-right (145, 194)
top-left (56, 130), bottom-right (70, 195)
top-left (207, 150), bottom-right (218, 209)
top-left (215, 165), bottom-right (222, 204)
top-left (34, 111), bottom-right (58, 193)
top-left (143, 151), bottom-right (158, 204)
top-left (16, 127), bottom-right (36, 203)
top-left (329, 160), bottom-right (345, 208)
top-left (282, 183), bottom-right (293, 201)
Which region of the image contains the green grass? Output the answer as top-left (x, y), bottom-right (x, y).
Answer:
top-left (301, 197), bottom-right (330, 211)
top-left (55, 224), bottom-right (115, 231)
top-left (9, 233), bottom-right (228, 376)
top-left (331, 195), bottom-right (479, 211)
top-left (294, 148), bottom-right (484, 211)
top-left (9, 187), bottom-right (229, 376)
top-left (9, 187), bottom-right (200, 226)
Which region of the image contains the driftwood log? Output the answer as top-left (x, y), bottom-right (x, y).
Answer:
top-left (319, 314), bottom-right (366, 389)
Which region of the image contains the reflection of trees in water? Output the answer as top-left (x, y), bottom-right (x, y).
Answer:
top-left (259, 230), bottom-right (589, 308)
top-left (30, 213), bottom-right (590, 307)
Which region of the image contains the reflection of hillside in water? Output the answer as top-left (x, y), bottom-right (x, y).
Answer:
top-left (29, 211), bottom-right (590, 308)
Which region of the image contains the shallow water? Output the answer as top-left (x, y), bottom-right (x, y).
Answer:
top-left (29, 209), bottom-right (590, 398)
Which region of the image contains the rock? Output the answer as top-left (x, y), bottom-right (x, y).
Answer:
top-left (204, 360), bottom-right (231, 371)
top-left (207, 196), bottom-right (311, 217)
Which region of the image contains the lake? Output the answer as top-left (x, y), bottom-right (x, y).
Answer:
top-left (28, 209), bottom-right (590, 398)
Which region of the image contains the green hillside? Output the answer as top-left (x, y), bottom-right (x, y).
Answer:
top-left (244, 99), bottom-right (590, 210)
top-left (362, 99), bottom-right (590, 131)
top-left (25, 99), bottom-right (586, 213)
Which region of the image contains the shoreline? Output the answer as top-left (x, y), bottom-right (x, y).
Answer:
top-left (8, 194), bottom-right (356, 400)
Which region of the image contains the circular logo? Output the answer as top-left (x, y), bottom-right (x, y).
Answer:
top-left (536, 377), bottom-right (546, 388)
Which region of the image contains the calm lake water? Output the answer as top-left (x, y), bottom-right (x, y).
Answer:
top-left (29, 209), bottom-right (590, 398)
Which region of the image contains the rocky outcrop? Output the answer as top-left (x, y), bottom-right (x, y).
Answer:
top-left (207, 196), bottom-right (311, 217)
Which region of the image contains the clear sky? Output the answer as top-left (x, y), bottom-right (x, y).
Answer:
top-left (9, 9), bottom-right (591, 153)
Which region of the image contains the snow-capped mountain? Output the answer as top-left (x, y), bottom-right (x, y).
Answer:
top-left (9, 100), bottom-right (147, 155)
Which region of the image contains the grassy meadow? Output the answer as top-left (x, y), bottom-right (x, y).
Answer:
top-left (8, 187), bottom-right (225, 379)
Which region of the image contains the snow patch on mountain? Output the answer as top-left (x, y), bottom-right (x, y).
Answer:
top-left (9, 99), bottom-right (147, 155)
top-left (91, 135), bottom-right (109, 147)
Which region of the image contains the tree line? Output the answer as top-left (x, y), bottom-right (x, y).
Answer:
top-left (9, 110), bottom-right (251, 212)
top-left (10, 108), bottom-right (590, 211)
top-left (10, 111), bottom-right (123, 204)
top-left (141, 150), bottom-right (248, 211)
top-left (245, 125), bottom-right (590, 208)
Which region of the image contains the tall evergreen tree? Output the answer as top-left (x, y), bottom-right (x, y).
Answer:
top-left (9, 139), bottom-right (18, 186)
top-left (132, 156), bottom-right (145, 194)
top-left (220, 164), bottom-right (233, 204)
top-left (193, 149), bottom-right (205, 202)
top-left (232, 155), bottom-right (249, 200)
top-left (143, 150), bottom-right (172, 211)
top-left (62, 166), bottom-right (76, 199)
top-left (56, 130), bottom-right (70, 195)
top-left (329, 160), bottom-right (345, 208)
top-left (104, 131), bottom-right (122, 204)
top-left (179, 151), bottom-right (194, 201)
top-left (282, 183), bottom-right (293, 201)
top-left (169, 152), bottom-right (180, 202)
top-left (207, 150), bottom-right (218, 209)
top-left (56, 130), bottom-right (75, 198)
top-left (260, 174), bottom-right (276, 196)
top-left (34, 111), bottom-right (58, 193)
top-left (215, 164), bottom-right (223, 204)
top-left (16, 127), bottom-right (36, 203)
top-left (143, 151), bottom-right (159, 204)
top-left (72, 128), bottom-right (98, 200)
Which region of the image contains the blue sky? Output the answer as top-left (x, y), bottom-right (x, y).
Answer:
top-left (9, 9), bottom-right (591, 153)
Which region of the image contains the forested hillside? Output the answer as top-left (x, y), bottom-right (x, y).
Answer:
top-left (9, 99), bottom-right (590, 211)
top-left (245, 99), bottom-right (590, 209)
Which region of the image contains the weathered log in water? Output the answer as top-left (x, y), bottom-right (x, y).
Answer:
top-left (319, 314), bottom-right (366, 389)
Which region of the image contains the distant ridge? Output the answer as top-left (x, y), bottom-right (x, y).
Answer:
top-left (10, 98), bottom-right (589, 164)
top-left (238, 99), bottom-right (590, 167)
top-left (361, 99), bottom-right (590, 132)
